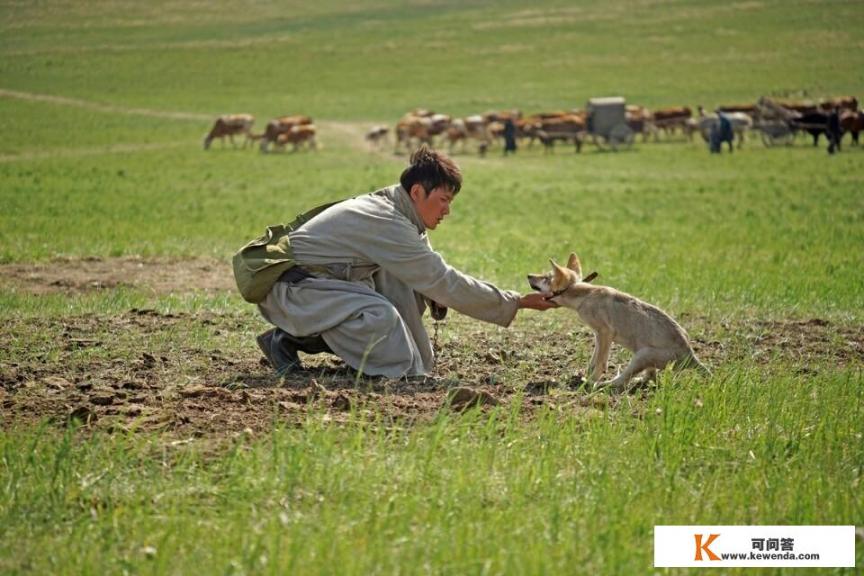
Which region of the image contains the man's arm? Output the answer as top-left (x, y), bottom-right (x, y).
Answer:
top-left (518, 293), bottom-right (559, 310)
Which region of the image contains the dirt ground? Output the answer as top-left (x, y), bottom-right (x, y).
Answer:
top-left (0, 256), bottom-right (233, 295)
top-left (2, 259), bottom-right (862, 437)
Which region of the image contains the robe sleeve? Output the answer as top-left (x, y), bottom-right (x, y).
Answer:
top-left (350, 212), bottom-right (521, 327)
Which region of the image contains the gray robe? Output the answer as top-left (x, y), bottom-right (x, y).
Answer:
top-left (258, 184), bottom-right (521, 378)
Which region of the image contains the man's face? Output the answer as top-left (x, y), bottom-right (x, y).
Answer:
top-left (409, 184), bottom-right (455, 230)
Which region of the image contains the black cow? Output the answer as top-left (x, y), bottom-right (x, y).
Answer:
top-left (792, 112), bottom-right (828, 146)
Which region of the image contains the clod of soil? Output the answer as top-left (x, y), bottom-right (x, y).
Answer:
top-left (446, 387), bottom-right (500, 410)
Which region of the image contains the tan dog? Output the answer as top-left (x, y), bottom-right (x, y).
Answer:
top-left (528, 253), bottom-right (708, 391)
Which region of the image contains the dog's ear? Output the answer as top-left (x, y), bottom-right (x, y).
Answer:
top-left (550, 259), bottom-right (572, 289)
top-left (566, 252), bottom-right (582, 280)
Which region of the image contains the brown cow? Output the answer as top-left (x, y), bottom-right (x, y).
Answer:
top-left (203, 114), bottom-right (255, 150)
top-left (536, 114), bottom-right (585, 153)
top-left (259, 115), bottom-right (313, 152)
top-left (651, 107), bottom-right (692, 138)
top-left (840, 110), bottom-right (863, 146)
top-left (717, 103), bottom-right (760, 115)
top-left (495, 112), bottom-right (567, 147)
top-left (819, 96), bottom-right (859, 113)
top-left (275, 124), bottom-right (317, 152)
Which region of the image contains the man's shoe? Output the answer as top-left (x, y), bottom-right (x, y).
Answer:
top-left (256, 328), bottom-right (303, 376)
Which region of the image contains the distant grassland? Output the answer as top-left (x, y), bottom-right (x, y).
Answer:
top-left (2, 0), bottom-right (863, 119)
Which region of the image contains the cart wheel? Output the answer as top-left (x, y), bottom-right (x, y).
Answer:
top-left (609, 124), bottom-right (634, 151)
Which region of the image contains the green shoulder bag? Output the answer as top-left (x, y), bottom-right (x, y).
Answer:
top-left (232, 200), bottom-right (341, 303)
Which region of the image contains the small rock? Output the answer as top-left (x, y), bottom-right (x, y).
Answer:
top-left (331, 394), bottom-right (351, 411)
top-left (141, 546), bottom-right (157, 559)
top-left (44, 376), bottom-right (72, 390)
top-left (0, 366), bottom-right (20, 384)
top-left (90, 393), bottom-right (114, 406)
top-left (68, 405), bottom-right (97, 424)
top-left (121, 406), bottom-right (142, 417)
top-left (446, 387), bottom-right (499, 410)
top-left (525, 380), bottom-right (554, 395)
top-left (180, 385), bottom-right (209, 398)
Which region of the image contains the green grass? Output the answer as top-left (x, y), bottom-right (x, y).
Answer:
top-left (2, 370), bottom-right (861, 574)
top-left (1, 0), bottom-right (863, 573)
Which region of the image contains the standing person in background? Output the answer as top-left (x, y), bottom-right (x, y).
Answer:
top-left (827, 106), bottom-right (842, 154)
top-left (503, 118), bottom-right (518, 156)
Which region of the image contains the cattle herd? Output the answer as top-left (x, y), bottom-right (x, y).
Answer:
top-left (202, 95), bottom-right (862, 155)
top-left (203, 114), bottom-right (317, 152)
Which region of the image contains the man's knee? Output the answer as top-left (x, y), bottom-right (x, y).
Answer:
top-left (360, 302), bottom-right (402, 334)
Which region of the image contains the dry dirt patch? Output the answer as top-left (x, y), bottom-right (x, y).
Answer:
top-left (1, 309), bottom-right (862, 438)
top-left (0, 256), bottom-right (233, 295)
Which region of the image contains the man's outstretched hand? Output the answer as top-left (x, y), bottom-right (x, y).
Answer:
top-left (518, 293), bottom-right (559, 311)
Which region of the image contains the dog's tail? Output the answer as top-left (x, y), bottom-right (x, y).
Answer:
top-left (678, 350), bottom-right (711, 377)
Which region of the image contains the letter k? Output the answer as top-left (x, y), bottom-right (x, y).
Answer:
top-left (694, 533), bottom-right (721, 561)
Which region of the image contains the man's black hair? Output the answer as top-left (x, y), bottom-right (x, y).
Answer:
top-left (399, 145), bottom-right (462, 196)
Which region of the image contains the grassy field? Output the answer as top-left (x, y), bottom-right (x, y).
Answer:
top-left (1, 0), bottom-right (863, 573)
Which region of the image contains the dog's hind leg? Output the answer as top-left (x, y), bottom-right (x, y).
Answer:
top-left (598, 348), bottom-right (666, 393)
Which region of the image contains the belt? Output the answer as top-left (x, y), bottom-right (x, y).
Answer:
top-left (278, 263), bottom-right (378, 284)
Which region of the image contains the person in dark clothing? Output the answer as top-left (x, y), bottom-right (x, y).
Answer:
top-left (710, 112), bottom-right (734, 154)
top-left (503, 118), bottom-right (517, 155)
top-left (827, 106), bottom-right (842, 154)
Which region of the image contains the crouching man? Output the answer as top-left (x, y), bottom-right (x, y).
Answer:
top-left (250, 145), bottom-right (556, 378)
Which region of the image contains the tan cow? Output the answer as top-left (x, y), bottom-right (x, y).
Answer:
top-left (259, 115), bottom-right (313, 152)
top-left (394, 114), bottom-right (432, 153)
top-left (626, 105), bottom-right (657, 142)
top-left (535, 114), bottom-right (585, 153)
top-left (365, 125), bottom-right (390, 149)
top-left (482, 109), bottom-right (522, 124)
top-left (445, 116), bottom-right (491, 153)
top-left (394, 110), bottom-right (450, 152)
top-left (275, 124), bottom-right (317, 152)
top-left (203, 114), bottom-right (255, 150)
